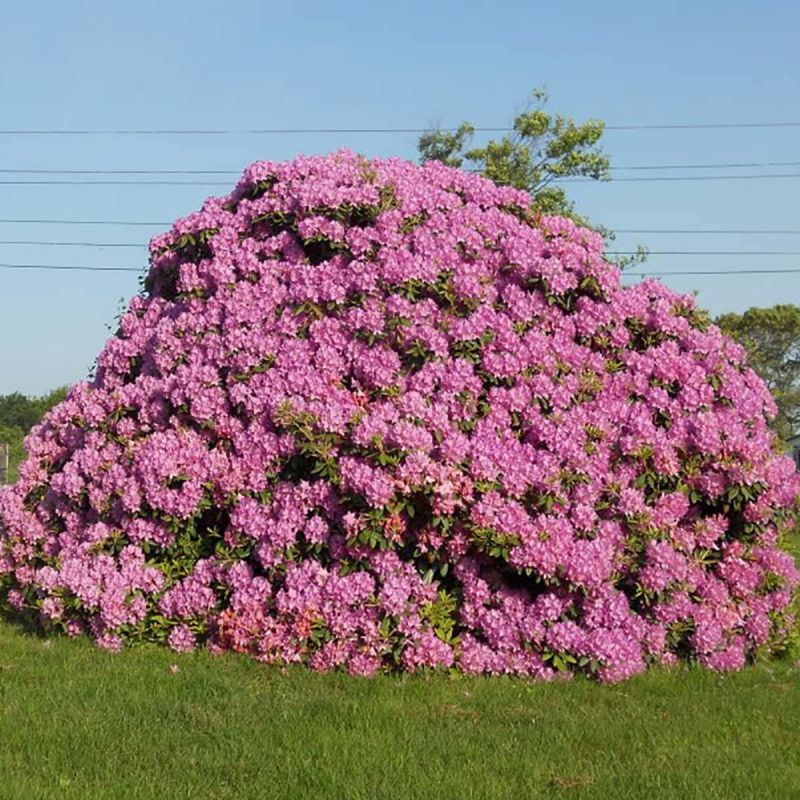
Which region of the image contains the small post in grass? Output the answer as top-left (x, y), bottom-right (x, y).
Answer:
top-left (0, 442), bottom-right (8, 485)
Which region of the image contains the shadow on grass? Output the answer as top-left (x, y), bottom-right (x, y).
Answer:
top-left (0, 605), bottom-right (63, 639)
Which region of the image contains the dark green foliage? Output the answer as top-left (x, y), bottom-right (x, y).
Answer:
top-left (0, 386), bottom-right (68, 483)
top-left (716, 304), bottom-right (800, 441)
top-left (418, 87), bottom-right (647, 268)
top-left (418, 88), bottom-right (608, 220)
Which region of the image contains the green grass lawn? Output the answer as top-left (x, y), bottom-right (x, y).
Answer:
top-left (1, 533), bottom-right (797, 799)
top-left (0, 621), bottom-right (798, 800)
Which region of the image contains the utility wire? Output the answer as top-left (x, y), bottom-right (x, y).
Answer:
top-left (2, 262), bottom-right (800, 276)
top-left (3, 240), bottom-right (800, 256)
top-left (0, 169), bottom-right (238, 175)
top-left (3, 160), bottom-right (800, 175)
top-left (1, 122), bottom-right (800, 134)
top-left (615, 160), bottom-right (800, 171)
top-left (0, 240), bottom-right (145, 247)
top-left (0, 220), bottom-right (799, 235)
top-left (1, 219), bottom-right (799, 237)
top-left (0, 240), bottom-right (145, 248)
top-left (2, 127), bottom-right (507, 135)
top-left (614, 228), bottom-right (800, 235)
top-left (608, 122), bottom-right (800, 131)
top-left (626, 268), bottom-right (800, 276)
top-left (563, 173), bottom-right (800, 183)
top-left (4, 173), bottom-right (800, 186)
top-left (0, 180), bottom-right (231, 186)
top-left (607, 250), bottom-right (800, 256)
top-left (0, 263), bottom-right (141, 272)
top-left (0, 218), bottom-right (167, 226)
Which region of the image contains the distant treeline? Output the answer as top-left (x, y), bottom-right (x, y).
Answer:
top-left (0, 387), bottom-right (68, 484)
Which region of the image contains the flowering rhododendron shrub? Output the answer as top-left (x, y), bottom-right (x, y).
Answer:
top-left (1, 151), bottom-right (798, 682)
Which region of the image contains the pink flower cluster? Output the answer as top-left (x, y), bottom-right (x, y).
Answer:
top-left (1, 151), bottom-right (798, 681)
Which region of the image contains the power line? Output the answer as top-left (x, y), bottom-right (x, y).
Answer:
top-left (0, 169), bottom-right (237, 175)
top-left (4, 173), bottom-right (800, 187)
top-left (607, 122), bottom-right (800, 131)
top-left (615, 160), bottom-right (800, 171)
top-left (1, 219), bottom-right (798, 236)
top-left (0, 262), bottom-right (140, 272)
top-left (0, 180), bottom-right (231, 186)
top-left (3, 240), bottom-right (800, 256)
top-left (614, 228), bottom-right (800, 235)
top-left (0, 220), bottom-right (799, 236)
top-left (608, 250), bottom-right (800, 256)
top-left (565, 173), bottom-right (800, 183)
top-left (626, 268), bottom-right (800, 276)
top-left (3, 160), bottom-right (800, 175)
top-left (1, 262), bottom-right (800, 277)
top-left (0, 127), bottom-right (505, 136)
top-left (0, 218), bottom-right (167, 226)
top-left (0, 122), bottom-right (799, 135)
top-left (0, 240), bottom-right (144, 248)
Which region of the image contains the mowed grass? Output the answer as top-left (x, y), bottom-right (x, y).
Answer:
top-left (0, 621), bottom-right (798, 800)
top-left (1, 531), bottom-right (798, 800)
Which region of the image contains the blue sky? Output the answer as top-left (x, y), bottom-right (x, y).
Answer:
top-left (1, 0), bottom-right (798, 395)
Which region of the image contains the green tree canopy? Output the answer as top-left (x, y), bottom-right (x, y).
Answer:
top-left (716, 304), bottom-right (800, 440)
top-left (0, 386), bottom-right (70, 483)
top-left (418, 87), bottom-right (609, 219)
top-left (418, 87), bottom-right (646, 266)
top-left (0, 387), bottom-right (68, 433)
top-left (33, 386), bottom-right (69, 421)
top-left (0, 392), bottom-right (40, 431)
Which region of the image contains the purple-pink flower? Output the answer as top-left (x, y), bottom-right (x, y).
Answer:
top-left (0, 150), bottom-right (797, 682)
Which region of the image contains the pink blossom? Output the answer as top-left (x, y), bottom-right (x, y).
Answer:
top-left (0, 151), bottom-right (797, 682)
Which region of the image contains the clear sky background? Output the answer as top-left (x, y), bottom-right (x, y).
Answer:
top-left (1, 0), bottom-right (798, 395)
